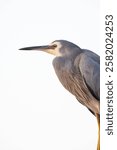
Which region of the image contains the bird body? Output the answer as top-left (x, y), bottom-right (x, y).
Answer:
top-left (53, 50), bottom-right (100, 115)
top-left (52, 41), bottom-right (100, 115)
top-left (19, 40), bottom-right (100, 150)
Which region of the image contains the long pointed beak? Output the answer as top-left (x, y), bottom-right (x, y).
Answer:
top-left (19, 44), bottom-right (57, 56)
top-left (19, 45), bottom-right (50, 51)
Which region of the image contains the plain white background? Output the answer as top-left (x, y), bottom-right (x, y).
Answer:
top-left (0, 0), bottom-right (99, 150)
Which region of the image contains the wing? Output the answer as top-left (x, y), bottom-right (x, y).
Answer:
top-left (74, 50), bottom-right (100, 101)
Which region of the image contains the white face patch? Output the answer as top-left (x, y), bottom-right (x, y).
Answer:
top-left (49, 41), bottom-right (62, 56)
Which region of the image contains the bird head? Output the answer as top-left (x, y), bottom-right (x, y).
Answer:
top-left (19, 40), bottom-right (81, 57)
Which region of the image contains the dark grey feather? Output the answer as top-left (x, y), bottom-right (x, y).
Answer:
top-left (53, 47), bottom-right (100, 115)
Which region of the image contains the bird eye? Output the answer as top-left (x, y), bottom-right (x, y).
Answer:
top-left (51, 44), bottom-right (57, 49)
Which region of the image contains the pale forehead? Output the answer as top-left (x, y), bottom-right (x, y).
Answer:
top-left (50, 41), bottom-right (62, 49)
top-left (51, 41), bottom-right (61, 45)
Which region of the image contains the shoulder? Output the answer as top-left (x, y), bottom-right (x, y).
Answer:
top-left (81, 50), bottom-right (100, 64)
top-left (74, 50), bottom-right (100, 70)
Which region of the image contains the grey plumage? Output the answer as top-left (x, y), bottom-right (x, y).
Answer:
top-left (19, 40), bottom-right (100, 150)
top-left (52, 41), bottom-right (100, 115)
top-left (19, 39), bottom-right (100, 115)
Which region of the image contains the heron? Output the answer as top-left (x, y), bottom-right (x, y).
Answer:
top-left (19, 40), bottom-right (100, 150)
